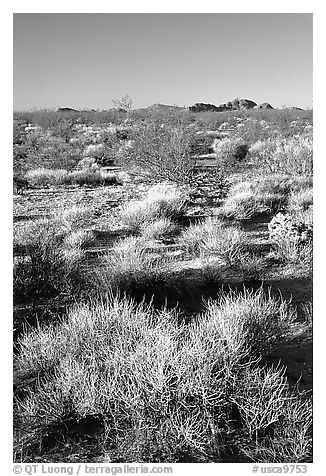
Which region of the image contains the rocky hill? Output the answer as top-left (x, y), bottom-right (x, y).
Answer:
top-left (189, 98), bottom-right (276, 112)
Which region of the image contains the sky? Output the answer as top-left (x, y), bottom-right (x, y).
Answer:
top-left (13, 13), bottom-right (313, 110)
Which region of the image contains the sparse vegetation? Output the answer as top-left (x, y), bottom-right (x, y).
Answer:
top-left (14, 291), bottom-right (310, 463)
top-left (118, 120), bottom-right (195, 183)
top-left (94, 236), bottom-right (175, 300)
top-left (121, 182), bottom-right (188, 233)
top-left (249, 133), bottom-right (313, 176)
top-left (213, 136), bottom-right (249, 167)
top-left (180, 217), bottom-right (246, 265)
top-left (13, 106), bottom-right (313, 463)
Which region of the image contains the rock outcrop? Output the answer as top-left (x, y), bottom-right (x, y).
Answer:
top-left (56, 107), bottom-right (79, 113)
top-left (255, 102), bottom-right (274, 109)
top-left (189, 98), bottom-right (258, 113)
top-left (189, 103), bottom-right (220, 113)
top-left (217, 98), bottom-right (257, 111)
top-left (147, 104), bottom-right (184, 112)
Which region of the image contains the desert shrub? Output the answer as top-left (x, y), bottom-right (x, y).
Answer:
top-left (64, 169), bottom-right (120, 187)
top-left (121, 183), bottom-right (188, 233)
top-left (268, 213), bottom-right (312, 268)
top-left (140, 218), bottom-right (178, 240)
top-left (221, 181), bottom-right (286, 220)
top-left (13, 174), bottom-right (29, 194)
top-left (13, 218), bottom-right (66, 249)
top-left (231, 366), bottom-right (312, 463)
top-left (64, 169), bottom-right (102, 186)
top-left (23, 129), bottom-right (83, 171)
top-left (287, 189), bottom-right (313, 212)
top-left (14, 290), bottom-right (310, 463)
top-left (62, 229), bottom-right (96, 250)
top-left (13, 215), bottom-right (91, 305)
top-left (234, 118), bottom-right (281, 143)
top-left (236, 253), bottom-right (267, 282)
top-left (76, 156), bottom-right (100, 170)
top-left (26, 168), bottom-right (68, 187)
top-left (58, 206), bottom-right (93, 232)
top-left (301, 302), bottom-right (313, 326)
top-left (213, 137), bottom-right (249, 166)
top-left (197, 287), bottom-right (295, 360)
top-left (118, 121), bottom-right (195, 183)
top-left (95, 236), bottom-right (174, 298)
top-left (180, 217), bottom-right (245, 265)
top-left (13, 234), bottom-right (85, 305)
top-left (249, 133), bottom-right (313, 176)
top-left (83, 143), bottom-right (105, 159)
top-left (219, 174), bottom-right (307, 220)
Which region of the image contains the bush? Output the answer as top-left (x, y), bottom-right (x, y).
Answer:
top-left (14, 290), bottom-right (310, 463)
top-left (231, 366), bottom-right (312, 462)
top-left (213, 137), bottom-right (249, 166)
top-left (268, 213), bottom-right (312, 268)
top-left (220, 175), bottom-right (300, 220)
top-left (25, 167), bottom-right (121, 188)
top-left (221, 182), bottom-right (285, 220)
top-left (64, 170), bottom-right (100, 186)
top-left (58, 206), bottom-right (93, 232)
top-left (26, 168), bottom-right (68, 187)
top-left (249, 133), bottom-right (313, 176)
top-left (13, 235), bottom-right (83, 305)
top-left (68, 169), bottom-right (121, 186)
top-left (287, 189), bottom-right (313, 213)
top-left (140, 218), bottom-right (178, 240)
top-left (180, 217), bottom-right (245, 265)
top-left (95, 236), bottom-right (174, 298)
top-left (62, 229), bottom-right (95, 250)
top-left (13, 216), bottom-right (91, 305)
top-left (118, 121), bottom-right (195, 183)
top-left (121, 183), bottom-right (188, 233)
top-left (198, 287), bottom-right (295, 360)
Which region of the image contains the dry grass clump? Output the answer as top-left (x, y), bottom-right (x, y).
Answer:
top-left (24, 168), bottom-right (121, 188)
top-left (14, 290), bottom-right (311, 463)
top-left (58, 205), bottom-right (93, 232)
top-left (301, 301), bottom-right (313, 326)
top-left (231, 366), bottom-right (312, 463)
top-left (26, 168), bottom-right (68, 187)
top-left (249, 133), bottom-right (313, 176)
top-left (13, 216), bottom-right (91, 305)
top-left (213, 136), bottom-right (249, 166)
top-left (140, 217), bottom-right (178, 240)
top-left (66, 169), bottom-right (120, 186)
top-left (180, 217), bottom-right (245, 265)
top-left (62, 229), bottom-right (95, 250)
top-left (95, 236), bottom-right (174, 298)
top-left (268, 212), bottom-right (312, 272)
top-left (121, 182), bottom-right (188, 233)
top-left (288, 189), bottom-right (313, 213)
top-left (221, 181), bottom-right (282, 220)
top-left (199, 288), bottom-right (296, 359)
top-left (219, 174), bottom-right (307, 220)
top-left (13, 237), bottom-right (83, 305)
top-left (13, 218), bottom-right (66, 249)
top-left (271, 239), bottom-right (312, 271)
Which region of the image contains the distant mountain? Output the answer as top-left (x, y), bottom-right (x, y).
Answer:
top-left (219, 98), bottom-right (258, 110)
top-left (146, 103), bottom-right (185, 111)
top-left (56, 107), bottom-right (79, 113)
top-left (189, 103), bottom-right (221, 113)
top-left (189, 98), bottom-right (278, 112)
top-left (255, 102), bottom-right (274, 109)
top-left (189, 98), bottom-right (259, 113)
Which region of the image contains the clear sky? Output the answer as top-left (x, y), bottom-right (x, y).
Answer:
top-left (13, 13), bottom-right (312, 111)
